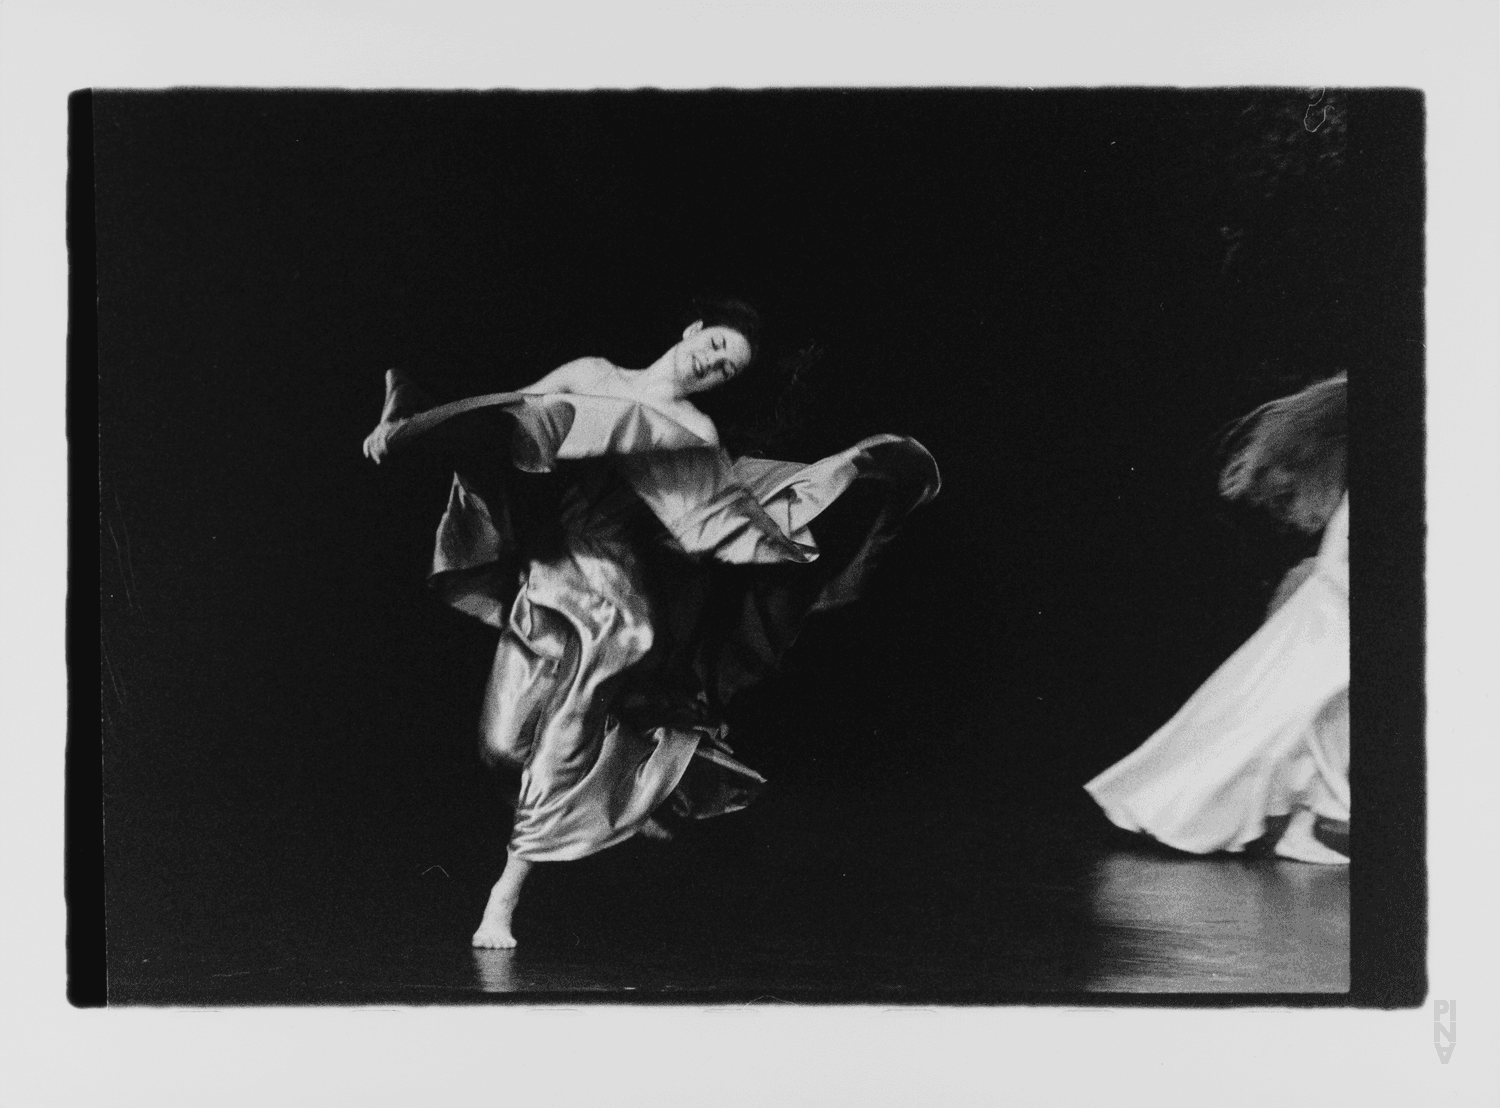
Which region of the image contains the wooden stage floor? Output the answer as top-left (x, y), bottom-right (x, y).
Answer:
top-left (106, 837), bottom-right (1348, 1004)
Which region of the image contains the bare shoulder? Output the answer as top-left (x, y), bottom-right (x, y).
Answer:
top-left (521, 357), bottom-right (614, 394)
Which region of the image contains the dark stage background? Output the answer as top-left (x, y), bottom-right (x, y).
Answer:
top-left (93, 89), bottom-right (1423, 1001)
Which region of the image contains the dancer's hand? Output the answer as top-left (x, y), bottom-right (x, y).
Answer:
top-left (362, 423), bottom-right (390, 463)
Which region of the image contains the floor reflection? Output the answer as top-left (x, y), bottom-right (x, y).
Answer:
top-left (469, 948), bottom-right (638, 994)
top-left (1085, 849), bottom-right (1348, 992)
top-left (470, 949), bottom-right (520, 992)
top-left (106, 840), bottom-right (1349, 1001)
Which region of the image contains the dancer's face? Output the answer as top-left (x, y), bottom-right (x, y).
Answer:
top-left (672, 321), bottom-right (752, 396)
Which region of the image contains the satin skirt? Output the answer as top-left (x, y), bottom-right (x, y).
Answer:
top-left (480, 541), bottom-right (710, 862)
top-left (476, 448), bottom-right (936, 863)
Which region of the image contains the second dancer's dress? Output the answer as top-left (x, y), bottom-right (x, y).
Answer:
top-left (366, 369), bottom-right (940, 862)
top-left (1084, 495), bottom-right (1350, 854)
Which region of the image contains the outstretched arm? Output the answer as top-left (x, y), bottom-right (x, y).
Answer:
top-left (362, 359), bottom-right (609, 465)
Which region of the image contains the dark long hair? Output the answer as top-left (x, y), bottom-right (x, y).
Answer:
top-left (693, 297), bottom-right (763, 368)
top-left (1219, 372), bottom-right (1347, 531)
top-left (687, 297), bottom-right (825, 458)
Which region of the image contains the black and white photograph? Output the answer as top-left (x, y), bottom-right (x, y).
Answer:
top-left (3, 2), bottom-right (1497, 1105)
top-left (93, 86), bottom-right (1419, 1003)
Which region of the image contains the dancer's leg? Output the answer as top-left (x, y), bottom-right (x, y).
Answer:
top-left (1274, 807), bottom-right (1349, 865)
top-left (472, 849), bottom-right (533, 948)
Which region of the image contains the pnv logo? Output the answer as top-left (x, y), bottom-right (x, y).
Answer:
top-left (1433, 999), bottom-right (1456, 1064)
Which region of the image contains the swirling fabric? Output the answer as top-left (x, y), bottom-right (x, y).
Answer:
top-left (1085, 496), bottom-right (1350, 853)
top-left (367, 371), bottom-right (940, 861)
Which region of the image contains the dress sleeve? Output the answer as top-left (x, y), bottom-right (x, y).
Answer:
top-left (618, 449), bottom-right (819, 565)
top-left (619, 434), bottom-right (940, 572)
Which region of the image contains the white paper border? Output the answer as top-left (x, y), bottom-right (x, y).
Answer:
top-left (3, 2), bottom-right (1496, 1103)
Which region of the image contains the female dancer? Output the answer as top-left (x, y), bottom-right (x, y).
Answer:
top-left (363, 301), bottom-right (940, 946)
top-left (1085, 374), bottom-right (1349, 864)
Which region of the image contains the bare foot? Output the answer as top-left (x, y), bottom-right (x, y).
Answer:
top-left (472, 883), bottom-right (518, 947)
top-left (471, 920), bottom-right (517, 949)
top-left (1275, 808), bottom-right (1349, 865)
top-left (471, 851), bottom-right (532, 948)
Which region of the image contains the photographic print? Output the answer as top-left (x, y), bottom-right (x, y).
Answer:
top-left (92, 87), bottom-right (1423, 1005)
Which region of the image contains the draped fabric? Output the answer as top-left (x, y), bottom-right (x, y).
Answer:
top-left (366, 370), bottom-right (940, 861)
top-left (1085, 496), bottom-right (1350, 854)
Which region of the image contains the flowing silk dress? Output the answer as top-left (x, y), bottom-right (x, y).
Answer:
top-left (1084, 495), bottom-right (1350, 854)
top-left (365, 367), bottom-right (940, 862)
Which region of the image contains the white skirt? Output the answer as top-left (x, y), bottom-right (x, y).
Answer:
top-left (1085, 523), bottom-right (1349, 854)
